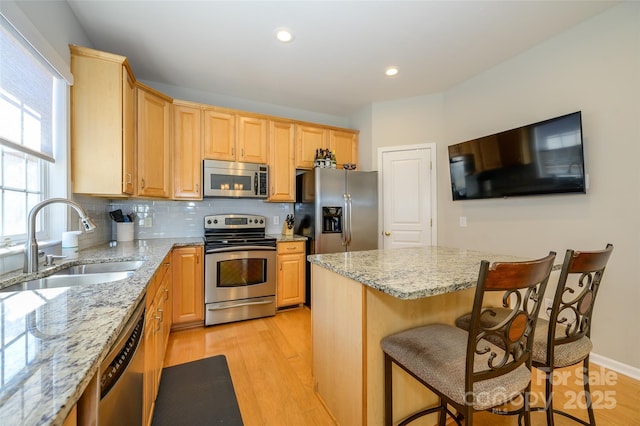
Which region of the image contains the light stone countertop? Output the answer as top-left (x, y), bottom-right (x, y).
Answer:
top-left (270, 233), bottom-right (307, 242)
top-left (307, 246), bottom-right (535, 300)
top-left (0, 238), bottom-right (202, 426)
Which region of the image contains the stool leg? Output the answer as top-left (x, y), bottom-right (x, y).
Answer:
top-left (544, 367), bottom-right (555, 426)
top-left (583, 357), bottom-right (596, 425)
top-left (384, 353), bottom-right (393, 426)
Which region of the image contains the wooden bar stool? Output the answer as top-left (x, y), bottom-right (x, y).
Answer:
top-left (455, 244), bottom-right (613, 425)
top-left (381, 252), bottom-right (556, 426)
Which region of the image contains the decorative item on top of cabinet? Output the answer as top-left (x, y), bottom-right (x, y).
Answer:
top-left (171, 246), bottom-right (204, 329)
top-left (70, 45), bottom-right (136, 197)
top-left (137, 83), bottom-right (172, 198)
top-left (173, 100), bottom-right (202, 200)
top-left (277, 241), bottom-right (306, 308)
top-left (268, 120), bottom-right (296, 202)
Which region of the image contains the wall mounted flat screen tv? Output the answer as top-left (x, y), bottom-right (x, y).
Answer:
top-left (448, 112), bottom-right (586, 200)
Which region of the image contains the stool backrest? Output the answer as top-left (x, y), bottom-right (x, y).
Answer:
top-left (548, 244), bottom-right (613, 348)
top-left (465, 252), bottom-right (556, 398)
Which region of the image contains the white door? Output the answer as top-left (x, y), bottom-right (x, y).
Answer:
top-left (379, 145), bottom-right (435, 249)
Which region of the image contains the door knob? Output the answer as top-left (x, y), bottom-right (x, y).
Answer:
top-left (384, 231), bottom-right (391, 236)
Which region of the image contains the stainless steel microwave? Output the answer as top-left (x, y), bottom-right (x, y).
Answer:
top-left (203, 160), bottom-right (268, 198)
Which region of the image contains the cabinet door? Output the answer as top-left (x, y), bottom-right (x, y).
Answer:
top-left (330, 130), bottom-right (358, 169)
top-left (122, 68), bottom-right (136, 194)
top-left (137, 86), bottom-right (171, 198)
top-left (171, 246), bottom-right (204, 326)
top-left (203, 109), bottom-right (235, 160)
top-left (71, 46), bottom-right (134, 196)
top-left (268, 121), bottom-right (295, 202)
top-left (237, 115), bottom-right (268, 163)
top-left (277, 242), bottom-right (306, 307)
top-left (143, 293), bottom-right (158, 426)
top-left (295, 124), bottom-right (328, 169)
top-left (173, 103), bottom-right (202, 199)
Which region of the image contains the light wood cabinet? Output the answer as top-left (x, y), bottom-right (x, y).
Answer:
top-left (137, 83), bottom-right (172, 198)
top-left (277, 241), bottom-right (306, 307)
top-left (268, 120), bottom-right (295, 202)
top-left (172, 246), bottom-right (204, 328)
top-left (203, 109), bottom-right (268, 164)
top-left (330, 129), bottom-right (359, 169)
top-left (203, 108), bottom-right (236, 161)
top-left (295, 124), bottom-right (329, 169)
top-left (237, 114), bottom-right (268, 163)
top-left (173, 101), bottom-right (202, 199)
top-left (70, 45), bottom-right (135, 196)
top-left (143, 257), bottom-right (172, 426)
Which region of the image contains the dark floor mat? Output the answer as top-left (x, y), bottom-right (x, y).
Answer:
top-left (152, 355), bottom-right (243, 426)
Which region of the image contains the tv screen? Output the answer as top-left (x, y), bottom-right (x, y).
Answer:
top-left (448, 112), bottom-right (586, 200)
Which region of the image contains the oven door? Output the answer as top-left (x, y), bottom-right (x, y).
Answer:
top-left (204, 247), bottom-right (276, 304)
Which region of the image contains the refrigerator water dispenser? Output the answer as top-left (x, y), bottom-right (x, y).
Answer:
top-left (322, 207), bottom-right (342, 233)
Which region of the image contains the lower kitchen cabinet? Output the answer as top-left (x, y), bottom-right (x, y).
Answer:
top-left (276, 241), bottom-right (306, 308)
top-left (143, 255), bottom-right (172, 426)
top-left (171, 246), bottom-right (204, 328)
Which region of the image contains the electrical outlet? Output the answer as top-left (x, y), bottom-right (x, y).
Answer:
top-left (273, 216), bottom-right (280, 225)
top-left (144, 216), bottom-right (153, 228)
top-left (459, 216), bottom-right (467, 227)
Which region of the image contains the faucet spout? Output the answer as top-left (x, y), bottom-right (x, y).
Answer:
top-left (23, 198), bottom-right (97, 273)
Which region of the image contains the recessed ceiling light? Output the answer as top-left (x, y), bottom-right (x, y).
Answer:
top-left (275, 28), bottom-right (294, 43)
top-left (385, 66), bottom-right (399, 77)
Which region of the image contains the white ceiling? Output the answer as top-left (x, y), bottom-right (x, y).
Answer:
top-left (66, 1), bottom-right (617, 117)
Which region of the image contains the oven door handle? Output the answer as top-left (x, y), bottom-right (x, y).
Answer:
top-left (208, 300), bottom-right (274, 311)
top-left (206, 245), bottom-right (276, 254)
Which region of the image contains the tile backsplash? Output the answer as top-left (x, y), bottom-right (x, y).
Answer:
top-left (108, 198), bottom-right (293, 240)
top-left (0, 197), bottom-right (293, 275)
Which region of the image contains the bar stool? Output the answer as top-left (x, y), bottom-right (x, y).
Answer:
top-left (455, 244), bottom-right (613, 425)
top-left (381, 252), bottom-right (555, 426)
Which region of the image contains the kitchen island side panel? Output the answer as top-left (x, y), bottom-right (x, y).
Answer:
top-left (311, 264), bottom-right (365, 425)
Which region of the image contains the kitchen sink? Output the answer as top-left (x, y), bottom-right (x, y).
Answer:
top-left (53, 260), bottom-right (145, 275)
top-left (0, 271), bottom-right (134, 292)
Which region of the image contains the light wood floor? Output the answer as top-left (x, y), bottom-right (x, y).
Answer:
top-left (163, 307), bottom-right (639, 425)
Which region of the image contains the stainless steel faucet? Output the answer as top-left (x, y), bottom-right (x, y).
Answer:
top-left (23, 198), bottom-right (97, 273)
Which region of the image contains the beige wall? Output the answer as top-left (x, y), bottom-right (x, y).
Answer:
top-left (365, 2), bottom-right (640, 372)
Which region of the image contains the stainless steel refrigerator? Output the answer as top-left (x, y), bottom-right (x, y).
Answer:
top-left (294, 168), bottom-right (378, 303)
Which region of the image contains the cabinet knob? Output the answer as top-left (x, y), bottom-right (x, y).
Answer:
top-left (384, 231), bottom-right (391, 236)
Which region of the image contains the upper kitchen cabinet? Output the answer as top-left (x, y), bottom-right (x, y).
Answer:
top-left (295, 124), bottom-right (328, 169)
top-left (237, 114), bottom-right (268, 164)
top-left (203, 108), bottom-right (268, 164)
top-left (70, 45), bottom-right (136, 196)
top-left (173, 100), bottom-right (202, 200)
top-left (137, 83), bottom-right (172, 198)
top-left (268, 120), bottom-right (295, 202)
top-left (330, 130), bottom-right (359, 169)
top-left (203, 107), bottom-right (235, 161)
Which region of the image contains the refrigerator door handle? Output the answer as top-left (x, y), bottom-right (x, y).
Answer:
top-left (342, 193), bottom-right (349, 246)
top-left (347, 193), bottom-right (353, 245)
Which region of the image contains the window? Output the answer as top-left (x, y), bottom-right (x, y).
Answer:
top-left (0, 12), bottom-right (66, 245)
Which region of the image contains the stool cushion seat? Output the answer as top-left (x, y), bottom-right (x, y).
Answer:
top-left (381, 323), bottom-right (531, 411)
top-left (455, 308), bottom-right (593, 369)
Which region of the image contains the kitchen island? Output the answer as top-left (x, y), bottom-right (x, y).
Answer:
top-left (0, 238), bottom-right (202, 426)
top-left (308, 246), bottom-right (531, 426)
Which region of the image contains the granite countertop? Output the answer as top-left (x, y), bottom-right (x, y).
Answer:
top-left (307, 246), bottom-right (532, 300)
top-left (0, 238), bottom-right (202, 426)
top-left (269, 233), bottom-right (307, 242)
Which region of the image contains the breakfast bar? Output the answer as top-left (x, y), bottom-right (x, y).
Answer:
top-left (308, 246), bottom-right (529, 426)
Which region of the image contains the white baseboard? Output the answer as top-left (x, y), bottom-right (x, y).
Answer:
top-left (590, 352), bottom-right (640, 381)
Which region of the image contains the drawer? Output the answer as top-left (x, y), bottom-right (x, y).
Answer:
top-left (277, 241), bottom-right (305, 254)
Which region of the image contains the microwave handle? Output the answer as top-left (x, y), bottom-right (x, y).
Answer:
top-left (254, 172), bottom-right (258, 195)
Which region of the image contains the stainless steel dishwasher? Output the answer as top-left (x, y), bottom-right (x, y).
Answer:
top-left (98, 298), bottom-right (145, 426)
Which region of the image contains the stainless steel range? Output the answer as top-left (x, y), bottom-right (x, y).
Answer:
top-left (204, 214), bottom-right (277, 326)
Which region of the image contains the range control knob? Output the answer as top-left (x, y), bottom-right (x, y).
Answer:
top-left (213, 219), bottom-right (218, 224)
top-left (259, 218), bottom-right (264, 224)
top-left (206, 219), bottom-right (212, 225)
